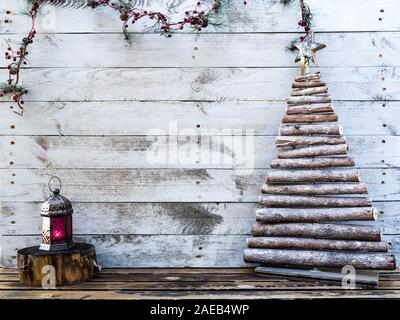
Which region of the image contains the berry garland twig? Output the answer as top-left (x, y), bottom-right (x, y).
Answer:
top-left (0, 0), bottom-right (39, 115)
top-left (2, 0), bottom-right (248, 114)
top-left (90, 0), bottom-right (224, 43)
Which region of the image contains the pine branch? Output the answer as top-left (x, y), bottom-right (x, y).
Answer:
top-left (32, 0), bottom-right (94, 9)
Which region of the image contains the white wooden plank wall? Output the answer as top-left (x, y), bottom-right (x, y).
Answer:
top-left (0, 0), bottom-right (399, 267)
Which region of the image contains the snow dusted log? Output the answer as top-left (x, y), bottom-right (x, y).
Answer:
top-left (277, 144), bottom-right (348, 158)
top-left (286, 103), bottom-right (334, 114)
top-left (279, 123), bottom-right (343, 136)
top-left (282, 114), bottom-right (338, 123)
top-left (247, 237), bottom-right (389, 252)
top-left (258, 195), bottom-right (372, 207)
top-left (261, 183), bottom-right (368, 195)
top-left (292, 81), bottom-right (326, 89)
top-left (255, 207), bottom-right (378, 223)
top-left (286, 95), bottom-right (332, 105)
top-left (243, 249), bottom-right (396, 270)
top-left (266, 169), bottom-right (360, 183)
top-left (251, 223), bottom-right (382, 241)
top-left (292, 87), bottom-right (328, 96)
top-left (295, 73), bottom-right (321, 82)
top-left (276, 136), bottom-right (346, 147)
top-left (270, 157), bottom-right (355, 169)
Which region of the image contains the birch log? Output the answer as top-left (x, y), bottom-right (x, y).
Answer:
top-left (270, 157), bottom-right (355, 169)
top-left (258, 195), bottom-right (372, 207)
top-left (255, 207), bottom-right (378, 223)
top-left (295, 73), bottom-right (321, 82)
top-left (276, 136), bottom-right (346, 147)
top-left (266, 169), bottom-right (360, 183)
top-left (261, 183), bottom-right (368, 195)
top-left (286, 95), bottom-right (332, 105)
top-left (243, 249), bottom-right (396, 270)
top-left (286, 103), bottom-right (334, 114)
top-left (291, 87), bottom-right (328, 96)
top-left (247, 237), bottom-right (389, 252)
top-left (292, 81), bottom-right (326, 89)
top-left (282, 114), bottom-right (338, 123)
top-left (251, 223), bottom-right (382, 241)
top-left (279, 124), bottom-right (343, 136)
top-left (277, 144), bottom-right (348, 158)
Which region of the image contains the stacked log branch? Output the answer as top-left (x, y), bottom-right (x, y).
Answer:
top-left (244, 248), bottom-right (395, 270)
top-left (286, 103), bottom-right (334, 114)
top-left (243, 71), bottom-right (396, 271)
top-left (247, 237), bottom-right (389, 252)
top-left (251, 223), bottom-right (382, 240)
top-left (256, 207), bottom-right (378, 223)
top-left (270, 157), bottom-right (355, 169)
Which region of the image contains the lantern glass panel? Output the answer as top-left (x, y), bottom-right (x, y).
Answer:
top-left (51, 216), bottom-right (66, 242)
top-left (66, 214), bottom-right (73, 240)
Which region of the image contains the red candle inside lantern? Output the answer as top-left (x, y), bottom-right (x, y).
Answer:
top-left (39, 177), bottom-right (75, 251)
top-left (51, 217), bottom-right (65, 241)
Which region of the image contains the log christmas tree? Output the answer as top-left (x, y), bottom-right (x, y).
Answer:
top-left (243, 2), bottom-right (396, 271)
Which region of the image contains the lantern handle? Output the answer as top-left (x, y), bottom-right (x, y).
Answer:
top-left (48, 176), bottom-right (62, 194)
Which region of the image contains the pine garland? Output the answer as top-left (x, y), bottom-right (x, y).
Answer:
top-left (0, 0), bottom-right (315, 115)
top-left (2, 0), bottom-right (244, 114)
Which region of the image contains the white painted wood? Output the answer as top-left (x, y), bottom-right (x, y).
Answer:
top-left (1, 233), bottom-right (399, 268)
top-left (0, 234), bottom-right (249, 268)
top-left (1, 0), bottom-right (398, 33)
top-left (1, 135), bottom-right (399, 169)
top-left (1, 0), bottom-right (399, 268)
top-left (1, 168), bottom-right (399, 202)
top-left (1, 201), bottom-right (398, 235)
top-left (1, 202), bottom-right (254, 235)
top-left (0, 101), bottom-right (397, 136)
top-left (0, 32), bottom-right (398, 67)
top-left (0, 67), bottom-right (396, 101)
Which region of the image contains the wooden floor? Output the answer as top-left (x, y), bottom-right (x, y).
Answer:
top-left (1, 268), bottom-right (400, 300)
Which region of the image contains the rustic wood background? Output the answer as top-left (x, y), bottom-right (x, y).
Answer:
top-left (1, 0), bottom-right (399, 268)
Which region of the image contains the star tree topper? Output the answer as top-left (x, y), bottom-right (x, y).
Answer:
top-left (294, 30), bottom-right (326, 66)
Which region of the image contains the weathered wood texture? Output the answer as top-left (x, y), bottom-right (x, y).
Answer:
top-left (2, 168), bottom-right (400, 202)
top-left (2, 268), bottom-right (400, 300)
top-left (0, 102), bottom-right (398, 136)
top-left (2, 0), bottom-right (399, 33)
top-left (17, 244), bottom-right (98, 286)
top-left (2, 135), bottom-right (399, 169)
top-left (0, 67), bottom-right (396, 101)
top-left (2, 33), bottom-right (400, 68)
top-left (1, 0), bottom-right (400, 268)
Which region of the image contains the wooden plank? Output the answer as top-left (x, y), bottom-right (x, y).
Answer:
top-left (1, 168), bottom-right (400, 202)
top-left (1, 0), bottom-right (399, 33)
top-left (1, 289), bottom-right (400, 300)
top-left (0, 235), bottom-right (248, 268)
top-left (1, 32), bottom-right (399, 67)
top-left (2, 233), bottom-right (399, 269)
top-left (2, 201), bottom-right (400, 235)
top-left (0, 202), bottom-right (254, 235)
top-left (0, 280), bottom-right (345, 291)
top-left (255, 266), bottom-right (379, 286)
top-left (0, 67), bottom-right (396, 101)
top-left (1, 135), bottom-right (399, 169)
top-left (0, 267), bottom-right (255, 275)
top-left (0, 101), bottom-right (398, 136)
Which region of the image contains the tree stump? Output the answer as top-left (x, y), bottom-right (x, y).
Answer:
top-left (17, 243), bottom-right (99, 287)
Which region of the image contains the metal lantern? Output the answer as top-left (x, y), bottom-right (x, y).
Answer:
top-left (39, 177), bottom-right (75, 251)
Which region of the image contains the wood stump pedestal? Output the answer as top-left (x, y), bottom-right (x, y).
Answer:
top-left (17, 243), bottom-right (99, 287)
